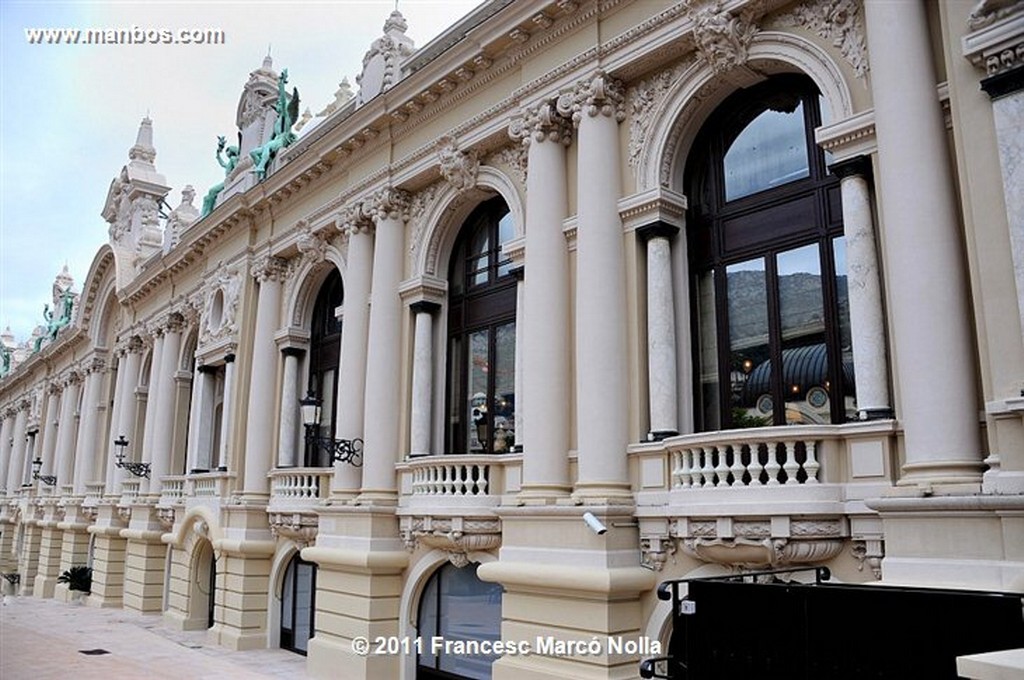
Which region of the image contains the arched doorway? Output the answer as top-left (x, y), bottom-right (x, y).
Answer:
top-left (417, 561), bottom-right (503, 679)
top-left (280, 553), bottom-right (316, 655)
top-left (305, 268), bottom-right (343, 467)
top-left (190, 539), bottom-right (216, 629)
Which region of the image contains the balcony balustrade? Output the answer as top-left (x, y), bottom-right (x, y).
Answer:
top-left (268, 467), bottom-right (332, 510)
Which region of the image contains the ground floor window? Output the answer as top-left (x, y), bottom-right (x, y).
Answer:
top-left (281, 554), bottom-right (316, 655)
top-left (417, 562), bottom-right (502, 679)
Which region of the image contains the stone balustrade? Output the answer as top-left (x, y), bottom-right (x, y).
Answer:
top-left (158, 476), bottom-right (187, 505)
top-left (398, 454), bottom-right (522, 511)
top-left (83, 483), bottom-right (105, 506)
top-left (190, 471), bottom-right (234, 498)
top-left (672, 437), bottom-right (821, 488)
top-left (268, 467), bottom-right (332, 506)
top-left (120, 479), bottom-right (141, 504)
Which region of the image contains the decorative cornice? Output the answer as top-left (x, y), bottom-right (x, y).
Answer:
top-left (814, 109), bottom-right (876, 162)
top-left (618, 187), bottom-right (689, 232)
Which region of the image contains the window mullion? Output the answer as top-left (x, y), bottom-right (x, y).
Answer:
top-left (765, 253), bottom-right (786, 427)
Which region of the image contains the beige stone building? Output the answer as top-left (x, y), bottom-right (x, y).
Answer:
top-left (2, 1), bottom-right (1024, 678)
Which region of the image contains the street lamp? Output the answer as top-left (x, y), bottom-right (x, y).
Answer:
top-left (299, 389), bottom-right (363, 467)
top-left (113, 435), bottom-right (150, 478)
top-left (31, 458), bottom-right (56, 486)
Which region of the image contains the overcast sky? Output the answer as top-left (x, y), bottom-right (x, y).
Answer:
top-left (0, 0), bottom-right (480, 342)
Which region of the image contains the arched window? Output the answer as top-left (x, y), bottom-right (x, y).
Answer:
top-left (686, 75), bottom-right (855, 431)
top-left (306, 269), bottom-right (343, 466)
top-left (280, 553), bottom-right (317, 655)
top-left (446, 198), bottom-right (517, 455)
top-left (417, 562), bottom-right (503, 679)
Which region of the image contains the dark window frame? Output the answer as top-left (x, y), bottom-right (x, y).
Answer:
top-left (280, 553), bottom-right (317, 656)
top-left (306, 268), bottom-right (344, 466)
top-left (445, 197), bottom-right (517, 455)
top-left (686, 75), bottom-right (850, 431)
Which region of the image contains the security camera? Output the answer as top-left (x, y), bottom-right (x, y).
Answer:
top-left (582, 512), bottom-right (607, 535)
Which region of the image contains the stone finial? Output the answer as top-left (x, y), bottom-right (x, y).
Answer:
top-left (384, 9), bottom-right (409, 35)
top-left (128, 116), bottom-right (157, 167)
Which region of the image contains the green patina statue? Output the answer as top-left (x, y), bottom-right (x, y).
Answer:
top-left (33, 288), bottom-right (76, 353)
top-left (250, 68), bottom-right (299, 181)
top-left (200, 132), bottom-right (242, 218)
top-left (0, 344), bottom-right (11, 378)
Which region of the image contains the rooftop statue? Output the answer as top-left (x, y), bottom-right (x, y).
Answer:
top-left (200, 133), bottom-right (242, 218)
top-left (0, 344), bottom-right (10, 378)
top-left (250, 68), bottom-right (300, 181)
top-left (33, 288), bottom-right (76, 353)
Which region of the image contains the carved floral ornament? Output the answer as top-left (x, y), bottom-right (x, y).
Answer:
top-left (367, 187), bottom-right (412, 223)
top-left (400, 516), bottom-right (501, 567)
top-left (683, 0), bottom-right (759, 76)
top-left (251, 253), bottom-right (290, 283)
top-left (296, 220), bottom-right (330, 265)
top-left (436, 136), bottom-right (480, 193)
top-left (508, 100), bottom-right (573, 146)
top-left (336, 201), bottom-right (373, 236)
top-left (777, 0), bottom-right (869, 78)
top-left (202, 261), bottom-right (242, 343)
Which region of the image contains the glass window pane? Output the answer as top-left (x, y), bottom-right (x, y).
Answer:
top-left (492, 323), bottom-right (515, 453)
top-left (498, 211), bottom-right (514, 245)
top-left (294, 563), bottom-right (313, 653)
top-left (777, 244), bottom-right (828, 424)
top-left (470, 224), bottom-right (489, 257)
top-left (282, 560), bottom-right (294, 629)
top-left (447, 337), bottom-right (463, 454)
top-left (727, 259), bottom-right (773, 426)
top-left (724, 101), bottom-right (809, 201)
top-left (469, 256), bottom-right (489, 287)
top-left (833, 237), bottom-right (856, 420)
top-left (697, 270), bottom-right (720, 431)
top-left (467, 330), bottom-right (489, 452)
top-left (418, 570), bottom-right (439, 668)
top-left (437, 564), bottom-right (503, 680)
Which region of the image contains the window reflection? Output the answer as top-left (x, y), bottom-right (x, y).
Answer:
top-left (724, 101), bottom-right (809, 201)
top-left (727, 259), bottom-right (773, 427)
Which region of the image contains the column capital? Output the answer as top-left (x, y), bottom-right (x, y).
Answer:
top-left (83, 355), bottom-right (107, 375)
top-left (367, 187), bottom-right (412, 223)
top-left (409, 300), bottom-right (441, 315)
top-left (336, 202), bottom-right (374, 237)
top-left (556, 71), bottom-right (626, 126)
top-left (508, 100), bottom-right (573, 146)
top-left (829, 155), bottom-right (873, 181)
top-left (251, 254), bottom-right (290, 283)
top-left (636, 221), bottom-right (680, 242)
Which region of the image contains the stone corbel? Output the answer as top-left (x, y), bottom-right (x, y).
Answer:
top-left (399, 516), bottom-right (501, 566)
top-left (640, 535), bottom-right (677, 572)
top-left (851, 538), bottom-right (884, 579)
top-left (676, 517), bottom-right (846, 568)
top-left (156, 506), bottom-right (176, 531)
top-left (268, 511), bottom-right (319, 548)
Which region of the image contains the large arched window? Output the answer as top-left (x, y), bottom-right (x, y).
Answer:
top-left (686, 75), bottom-right (855, 431)
top-left (417, 562), bottom-right (503, 679)
top-left (280, 553), bottom-right (316, 655)
top-left (446, 198), bottom-right (517, 455)
top-left (306, 269), bottom-right (343, 466)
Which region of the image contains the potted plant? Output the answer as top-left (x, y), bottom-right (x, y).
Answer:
top-left (57, 565), bottom-right (92, 603)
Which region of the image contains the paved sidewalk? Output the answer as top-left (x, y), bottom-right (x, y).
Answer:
top-left (0, 594), bottom-right (309, 679)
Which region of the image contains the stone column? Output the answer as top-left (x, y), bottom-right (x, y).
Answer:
top-left (187, 365), bottom-right (217, 472)
top-left (147, 316), bottom-right (182, 495)
top-left (140, 333), bottom-right (165, 476)
top-left (40, 385), bottom-right (61, 482)
top-left (864, 0), bottom-right (982, 484)
top-left (509, 100), bottom-right (573, 498)
top-left (54, 375), bottom-right (82, 490)
top-left (830, 157), bottom-right (892, 419)
top-left (334, 214), bottom-right (374, 495)
top-left (243, 257), bottom-right (287, 500)
top-left (218, 352), bottom-right (236, 470)
top-left (6, 406), bottom-right (28, 491)
top-left (0, 410), bottom-right (13, 494)
top-left (277, 348), bottom-right (302, 467)
top-left (104, 354), bottom-right (127, 492)
top-left (359, 188), bottom-right (409, 502)
top-left (73, 359), bottom-right (106, 495)
top-left (512, 267), bottom-right (525, 453)
top-left (409, 301), bottom-right (439, 457)
top-left (558, 73), bottom-right (631, 500)
top-left (110, 343), bottom-right (142, 494)
top-left (638, 223), bottom-right (680, 440)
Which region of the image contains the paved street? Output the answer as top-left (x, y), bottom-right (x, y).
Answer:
top-left (0, 594), bottom-right (308, 679)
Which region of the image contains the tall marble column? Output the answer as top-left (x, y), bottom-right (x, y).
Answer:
top-left (864, 0), bottom-right (982, 484)
top-left (358, 188), bottom-right (409, 502)
top-left (186, 365), bottom-right (216, 472)
top-left (638, 223), bottom-right (680, 440)
top-left (334, 213), bottom-right (374, 495)
top-left (243, 257), bottom-right (287, 500)
top-left (0, 410), bottom-right (14, 493)
top-left (509, 100), bottom-right (573, 498)
top-left (40, 384), bottom-right (61, 483)
top-left (54, 375), bottom-right (81, 490)
top-left (830, 157), bottom-right (891, 419)
top-left (140, 333), bottom-right (165, 478)
top-left (73, 358), bottom-right (106, 495)
top-left (218, 352), bottom-right (236, 470)
top-left (558, 73), bottom-right (631, 500)
top-left (277, 348), bottom-right (302, 468)
top-left (110, 342), bottom-right (142, 493)
top-left (5, 406), bottom-right (28, 491)
top-left (409, 301), bottom-right (439, 457)
top-left (147, 316), bottom-right (182, 495)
